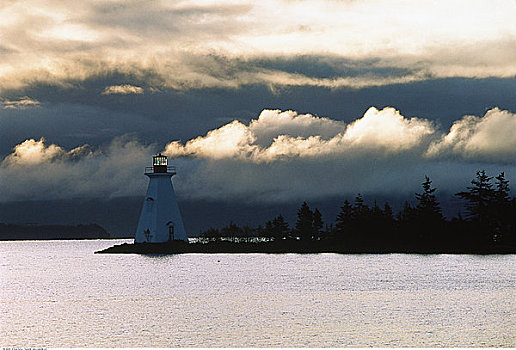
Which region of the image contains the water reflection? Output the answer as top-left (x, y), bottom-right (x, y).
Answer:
top-left (0, 240), bottom-right (514, 347)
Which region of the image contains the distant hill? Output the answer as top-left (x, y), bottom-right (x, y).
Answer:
top-left (0, 223), bottom-right (110, 240)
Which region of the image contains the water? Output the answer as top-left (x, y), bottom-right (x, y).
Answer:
top-left (1, 240), bottom-right (515, 347)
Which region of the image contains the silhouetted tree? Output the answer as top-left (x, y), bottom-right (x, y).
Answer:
top-left (353, 193), bottom-right (369, 219)
top-left (413, 176), bottom-right (444, 244)
top-left (255, 224), bottom-right (267, 240)
top-left (201, 227), bottom-right (222, 242)
top-left (353, 194), bottom-right (371, 243)
top-left (272, 215), bottom-right (290, 241)
top-left (415, 176), bottom-right (442, 219)
top-left (312, 208), bottom-right (323, 240)
top-left (295, 202), bottom-right (314, 240)
top-left (456, 170), bottom-right (494, 224)
top-left (364, 200), bottom-right (395, 245)
top-left (198, 169), bottom-right (516, 252)
top-left (397, 201), bottom-right (417, 244)
top-left (265, 220), bottom-right (274, 239)
top-left (455, 170), bottom-right (503, 244)
top-left (493, 172), bottom-right (514, 243)
top-left (241, 225), bottom-right (256, 243)
top-left (221, 221), bottom-right (243, 241)
top-left (383, 202), bottom-right (394, 221)
top-left (335, 200), bottom-right (353, 239)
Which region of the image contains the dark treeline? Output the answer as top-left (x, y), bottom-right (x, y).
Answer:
top-left (198, 170), bottom-right (516, 252)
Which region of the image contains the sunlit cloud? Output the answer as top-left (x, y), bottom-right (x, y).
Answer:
top-left (1, 107), bottom-right (515, 202)
top-left (1, 96), bottom-right (40, 109)
top-left (165, 107), bottom-right (435, 161)
top-left (0, 136), bottom-right (154, 200)
top-left (426, 108), bottom-right (516, 163)
top-left (102, 84), bottom-right (144, 95)
top-left (3, 138), bottom-right (66, 165)
top-left (1, 0), bottom-right (516, 93)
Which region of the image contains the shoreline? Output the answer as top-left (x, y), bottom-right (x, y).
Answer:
top-left (95, 240), bottom-right (516, 255)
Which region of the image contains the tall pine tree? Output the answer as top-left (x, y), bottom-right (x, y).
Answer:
top-left (295, 202), bottom-right (314, 241)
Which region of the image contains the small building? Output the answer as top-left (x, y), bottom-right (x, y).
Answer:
top-left (134, 153), bottom-right (187, 243)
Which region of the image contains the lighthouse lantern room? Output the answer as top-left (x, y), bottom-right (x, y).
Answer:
top-left (134, 153), bottom-right (187, 243)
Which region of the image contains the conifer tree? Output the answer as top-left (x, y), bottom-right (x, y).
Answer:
top-left (494, 172), bottom-right (511, 207)
top-left (295, 202), bottom-right (314, 240)
top-left (335, 200), bottom-right (353, 235)
top-left (312, 208), bottom-right (323, 240)
top-left (413, 176), bottom-right (444, 244)
top-left (353, 193), bottom-right (368, 219)
top-left (456, 170), bottom-right (494, 224)
top-left (493, 172), bottom-right (513, 241)
top-left (272, 214), bottom-right (290, 241)
top-left (383, 202), bottom-right (394, 220)
top-left (415, 176), bottom-right (443, 221)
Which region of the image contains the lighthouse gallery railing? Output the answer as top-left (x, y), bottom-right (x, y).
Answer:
top-left (145, 166), bottom-right (176, 174)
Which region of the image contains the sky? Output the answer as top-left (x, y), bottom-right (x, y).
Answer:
top-left (1, 0), bottom-right (516, 229)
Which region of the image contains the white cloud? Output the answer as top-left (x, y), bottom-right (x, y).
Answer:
top-left (342, 107), bottom-right (435, 152)
top-left (166, 120), bottom-right (257, 159)
top-left (101, 84), bottom-right (144, 95)
top-left (165, 107), bottom-right (435, 161)
top-left (426, 108), bottom-right (516, 162)
top-left (3, 138), bottom-right (66, 165)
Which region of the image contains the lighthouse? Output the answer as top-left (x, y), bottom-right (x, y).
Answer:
top-left (134, 153), bottom-right (187, 243)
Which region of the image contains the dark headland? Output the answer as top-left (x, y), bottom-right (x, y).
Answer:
top-left (96, 240), bottom-right (516, 255)
top-left (98, 170), bottom-right (516, 255)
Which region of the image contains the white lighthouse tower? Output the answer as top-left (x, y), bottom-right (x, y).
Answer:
top-left (134, 153), bottom-right (187, 243)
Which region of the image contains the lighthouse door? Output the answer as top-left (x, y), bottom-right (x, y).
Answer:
top-left (167, 222), bottom-right (175, 241)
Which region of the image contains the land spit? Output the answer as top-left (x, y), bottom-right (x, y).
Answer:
top-left (96, 240), bottom-right (516, 254)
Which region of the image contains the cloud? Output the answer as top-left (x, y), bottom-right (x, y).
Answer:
top-left (1, 96), bottom-right (40, 109)
top-left (426, 108), bottom-right (516, 163)
top-left (3, 138), bottom-right (67, 165)
top-left (165, 107), bottom-right (435, 161)
top-left (1, 106), bottom-right (515, 203)
top-left (0, 136), bottom-right (155, 201)
top-left (1, 0), bottom-right (516, 93)
top-left (101, 84), bottom-right (144, 95)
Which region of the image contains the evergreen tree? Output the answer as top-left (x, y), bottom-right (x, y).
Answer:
top-left (493, 172), bottom-right (513, 242)
top-left (367, 201), bottom-right (387, 245)
top-left (414, 176), bottom-right (444, 244)
top-left (352, 194), bottom-right (370, 244)
top-left (295, 202), bottom-right (314, 240)
top-left (494, 172), bottom-right (511, 207)
top-left (381, 201), bottom-right (396, 243)
top-left (383, 202), bottom-right (394, 221)
top-left (456, 170), bottom-right (498, 244)
top-left (272, 215), bottom-right (290, 241)
top-left (335, 200), bottom-right (353, 237)
top-left (265, 220), bottom-right (274, 240)
top-left (353, 193), bottom-right (369, 219)
top-left (415, 176), bottom-right (443, 221)
top-left (397, 200), bottom-right (416, 244)
top-left (456, 170), bottom-right (495, 224)
top-left (201, 227), bottom-right (221, 242)
top-left (221, 221), bottom-right (242, 241)
top-left (312, 208), bottom-right (323, 240)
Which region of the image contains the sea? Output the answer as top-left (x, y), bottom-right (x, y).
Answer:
top-left (1, 239), bottom-right (515, 347)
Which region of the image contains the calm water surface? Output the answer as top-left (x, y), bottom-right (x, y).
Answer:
top-left (1, 240), bottom-right (515, 347)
